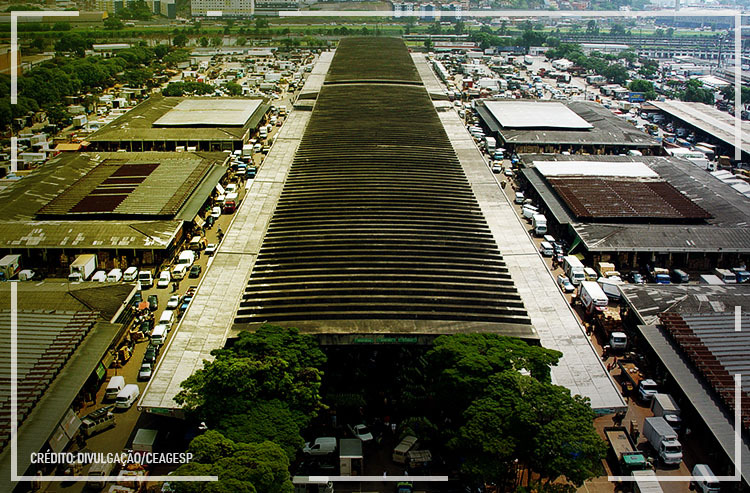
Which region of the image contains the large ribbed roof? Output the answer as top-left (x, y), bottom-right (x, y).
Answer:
top-left (235, 38), bottom-right (533, 336)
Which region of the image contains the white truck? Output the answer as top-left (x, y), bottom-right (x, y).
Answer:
top-left (563, 255), bottom-right (585, 285)
top-left (643, 416), bottom-right (683, 466)
top-left (0, 254), bottom-right (21, 280)
top-left (484, 136), bottom-right (497, 154)
top-left (651, 393), bottom-right (682, 432)
top-left (68, 254), bottom-right (97, 282)
top-left (599, 277), bottom-right (624, 300)
top-left (132, 428), bottom-right (158, 454)
top-left (242, 143), bottom-right (253, 158)
top-left (579, 281), bottom-right (608, 315)
top-left (531, 214), bottom-right (547, 236)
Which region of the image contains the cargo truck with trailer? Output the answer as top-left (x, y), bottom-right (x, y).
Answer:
top-left (618, 360), bottom-right (658, 402)
top-left (643, 417), bottom-right (683, 466)
top-left (604, 426), bottom-right (648, 474)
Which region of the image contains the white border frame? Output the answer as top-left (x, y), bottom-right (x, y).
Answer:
top-left (8, 8), bottom-right (744, 485)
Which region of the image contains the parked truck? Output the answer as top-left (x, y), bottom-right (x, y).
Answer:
top-left (596, 261), bottom-right (620, 279)
top-left (604, 426), bottom-right (649, 473)
top-left (68, 254), bottom-right (97, 282)
top-left (651, 393), bottom-right (682, 432)
top-left (0, 254), bottom-right (21, 280)
top-left (594, 306), bottom-right (628, 351)
top-left (650, 267), bottom-right (671, 284)
top-left (484, 136), bottom-right (497, 154)
top-left (579, 280), bottom-right (608, 315)
top-left (132, 428), bottom-right (158, 454)
top-left (563, 255), bottom-right (585, 285)
top-left (532, 214), bottom-right (547, 236)
top-left (618, 359), bottom-right (658, 402)
top-left (643, 417), bottom-right (683, 466)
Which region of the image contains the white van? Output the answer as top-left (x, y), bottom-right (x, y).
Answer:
top-left (115, 384), bottom-right (140, 409)
top-left (714, 268), bottom-right (737, 284)
top-left (107, 268), bottom-right (122, 282)
top-left (691, 464), bottom-right (720, 493)
top-left (177, 250), bottom-right (195, 267)
top-left (539, 241), bottom-right (554, 256)
top-left (159, 310), bottom-right (175, 328)
top-left (543, 235), bottom-right (556, 244)
top-left (105, 376), bottom-right (125, 401)
top-left (522, 204), bottom-right (539, 220)
top-left (514, 192), bottom-right (525, 204)
top-left (91, 270), bottom-right (107, 282)
top-left (172, 263), bottom-right (189, 280)
top-left (123, 266), bottom-right (138, 282)
top-left (138, 270), bottom-right (153, 288)
top-left (303, 437), bottom-right (337, 456)
top-left (151, 324), bottom-right (168, 346)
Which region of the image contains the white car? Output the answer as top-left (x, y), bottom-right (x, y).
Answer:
top-left (157, 270), bottom-right (171, 289)
top-left (205, 243), bottom-right (217, 256)
top-left (210, 206), bottom-right (221, 219)
top-left (491, 163), bottom-right (503, 174)
top-left (349, 424), bottom-right (373, 442)
top-left (138, 363), bottom-right (152, 381)
top-left (166, 295), bottom-right (180, 310)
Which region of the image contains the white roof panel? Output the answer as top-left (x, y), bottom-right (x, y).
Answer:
top-left (485, 101), bottom-right (593, 129)
top-left (153, 99), bottom-right (262, 127)
top-left (533, 160), bottom-right (660, 178)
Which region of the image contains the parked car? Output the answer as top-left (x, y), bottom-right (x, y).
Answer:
top-left (557, 275), bottom-right (575, 293)
top-left (210, 206), bottom-right (221, 219)
top-left (491, 162), bottom-right (503, 173)
top-left (629, 272), bottom-right (645, 284)
top-left (348, 424), bottom-right (374, 442)
top-left (147, 295), bottom-right (158, 312)
top-left (189, 265), bottom-right (202, 278)
top-left (156, 270), bottom-right (171, 289)
top-left (205, 243), bottom-right (217, 256)
top-left (166, 295), bottom-right (180, 310)
top-left (138, 363), bottom-right (152, 381)
top-left (504, 168), bottom-right (514, 177)
top-left (143, 345), bottom-right (158, 365)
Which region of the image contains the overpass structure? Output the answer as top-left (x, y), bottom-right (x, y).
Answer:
top-left (140, 38), bottom-right (623, 416)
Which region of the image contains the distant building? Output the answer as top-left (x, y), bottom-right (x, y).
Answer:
top-left (95, 0), bottom-right (176, 18)
top-left (254, 0), bottom-right (301, 15)
top-left (191, 0), bottom-right (255, 17)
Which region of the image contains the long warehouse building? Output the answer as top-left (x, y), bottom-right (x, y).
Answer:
top-left (141, 38), bottom-right (540, 416)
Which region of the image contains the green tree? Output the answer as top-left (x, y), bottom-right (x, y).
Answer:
top-left (46, 104), bottom-right (70, 127)
top-left (173, 33), bottom-right (188, 47)
top-left (682, 79), bottom-right (715, 104)
top-left (236, 37), bottom-right (247, 46)
top-left (199, 36), bottom-right (209, 47)
top-left (154, 44), bottom-right (169, 59)
top-left (104, 16), bottom-right (123, 30)
top-left (122, 68), bottom-right (153, 87)
top-left (172, 431), bottom-right (294, 493)
top-left (720, 84), bottom-right (750, 102)
top-left (52, 22), bottom-right (71, 31)
top-left (628, 79), bottom-right (657, 100)
top-left (54, 33), bottom-right (89, 56)
top-left (610, 23), bottom-right (626, 36)
top-left (454, 20), bottom-right (465, 35)
top-left (175, 326), bottom-right (326, 422)
top-left (455, 372), bottom-right (606, 489)
top-left (217, 400), bottom-right (305, 460)
top-left (224, 81), bottom-right (243, 96)
top-left (255, 17), bottom-right (269, 30)
top-left (210, 36), bottom-right (223, 47)
top-left (586, 20), bottom-right (598, 35)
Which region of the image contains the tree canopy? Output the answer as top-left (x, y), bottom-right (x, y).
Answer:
top-left (171, 431), bottom-right (294, 493)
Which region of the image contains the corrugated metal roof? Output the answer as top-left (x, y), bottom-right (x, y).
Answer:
top-left (649, 100), bottom-right (750, 157)
top-left (478, 100), bottom-right (660, 148)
